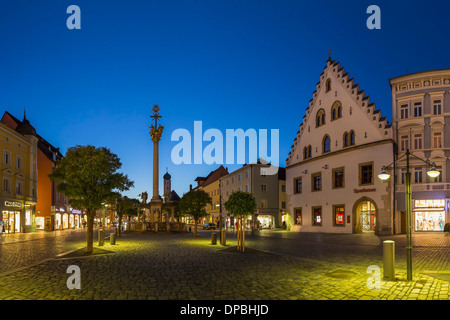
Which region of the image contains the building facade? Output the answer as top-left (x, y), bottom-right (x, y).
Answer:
top-left (2, 111), bottom-right (84, 231)
top-left (390, 69), bottom-right (450, 233)
top-left (220, 162), bottom-right (286, 230)
top-left (0, 114), bottom-right (38, 233)
top-left (193, 165), bottom-right (228, 225)
top-left (286, 58), bottom-right (394, 235)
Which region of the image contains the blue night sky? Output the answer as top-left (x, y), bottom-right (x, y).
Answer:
top-left (1, 0), bottom-right (449, 198)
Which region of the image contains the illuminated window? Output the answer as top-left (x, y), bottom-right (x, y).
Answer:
top-left (295, 208), bottom-right (302, 225)
top-left (312, 207), bottom-right (322, 226)
top-left (334, 206), bottom-right (345, 226)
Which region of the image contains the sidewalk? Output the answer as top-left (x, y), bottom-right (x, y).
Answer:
top-left (0, 227), bottom-right (110, 245)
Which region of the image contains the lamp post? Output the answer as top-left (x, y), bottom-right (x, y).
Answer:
top-left (378, 148), bottom-right (440, 281)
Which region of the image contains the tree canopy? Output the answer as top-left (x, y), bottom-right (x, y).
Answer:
top-left (49, 145), bottom-right (134, 253)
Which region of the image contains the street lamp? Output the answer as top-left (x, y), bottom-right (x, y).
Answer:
top-left (378, 149), bottom-right (440, 281)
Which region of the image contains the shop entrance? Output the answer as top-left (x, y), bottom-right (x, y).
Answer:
top-left (2, 211), bottom-right (21, 233)
top-left (257, 215), bottom-right (273, 229)
top-left (353, 199), bottom-right (377, 233)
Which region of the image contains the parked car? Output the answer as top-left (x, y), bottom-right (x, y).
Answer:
top-left (202, 223), bottom-right (216, 230)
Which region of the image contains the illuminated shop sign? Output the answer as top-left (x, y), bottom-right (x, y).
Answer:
top-left (4, 201), bottom-right (21, 208)
top-left (414, 199), bottom-right (445, 208)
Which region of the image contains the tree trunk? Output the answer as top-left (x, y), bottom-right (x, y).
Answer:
top-left (86, 211), bottom-right (94, 254)
top-left (118, 215), bottom-right (122, 237)
top-left (194, 218), bottom-right (198, 237)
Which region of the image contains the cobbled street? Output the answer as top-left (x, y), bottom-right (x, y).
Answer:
top-left (0, 229), bottom-right (448, 301)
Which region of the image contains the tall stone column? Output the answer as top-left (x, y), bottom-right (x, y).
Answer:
top-left (149, 105), bottom-right (164, 202)
top-left (149, 105), bottom-right (164, 230)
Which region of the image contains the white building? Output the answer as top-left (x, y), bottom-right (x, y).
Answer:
top-left (220, 162), bottom-right (286, 229)
top-left (390, 69), bottom-right (450, 233)
top-left (286, 58), bottom-right (394, 235)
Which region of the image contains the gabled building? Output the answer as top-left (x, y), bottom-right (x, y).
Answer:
top-left (193, 165), bottom-right (228, 225)
top-left (0, 112), bottom-right (38, 233)
top-left (220, 161), bottom-right (286, 229)
top-left (1, 111), bottom-right (84, 231)
top-left (286, 58), bottom-right (394, 235)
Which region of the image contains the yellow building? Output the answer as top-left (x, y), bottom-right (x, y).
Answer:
top-left (0, 113), bottom-right (38, 233)
top-left (193, 165), bottom-right (228, 225)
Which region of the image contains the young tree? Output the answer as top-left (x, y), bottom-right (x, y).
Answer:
top-left (49, 145), bottom-right (134, 253)
top-left (224, 191), bottom-right (257, 252)
top-left (178, 189), bottom-right (212, 237)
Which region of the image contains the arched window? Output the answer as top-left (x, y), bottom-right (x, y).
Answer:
top-left (350, 131), bottom-right (355, 145)
top-left (326, 79), bottom-right (332, 92)
top-left (323, 135), bottom-right (331, 153)
top-left (316, 109), bottom-right (326, 127)
top-left (308, 145), bottom-right (312, 158)
top-left (303, 147), bottom-right (307, 160)
top-left (343, 132), bottom-right (349, 147)
top-left (331, 101), bottom-right (342, 120)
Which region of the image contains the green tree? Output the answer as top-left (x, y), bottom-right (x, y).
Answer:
top-left (49, 145), bottom-right (134, 253)
top-left (178, 189), bottom-right (212, 237)
top-left (224, 191), bottom-right (257, 252)
top-left (116, 196), bottom-right (139, 236)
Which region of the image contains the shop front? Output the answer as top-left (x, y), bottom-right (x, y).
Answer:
top-left (413, 199), bottom-right (446, 232)
top-left (256, 214), bottom-right (275, 229)
top-left (1, 200), bottom-right (36, 233)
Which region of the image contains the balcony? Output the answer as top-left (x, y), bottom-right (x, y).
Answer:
top-left (396, 182), bottom-right (450, 192)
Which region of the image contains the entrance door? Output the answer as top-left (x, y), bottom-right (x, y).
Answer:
top-left (356, 200), bottom-right (376, 232)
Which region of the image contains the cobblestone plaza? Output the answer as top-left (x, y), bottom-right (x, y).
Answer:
top-left (0, 229), bottom-right (448, 301)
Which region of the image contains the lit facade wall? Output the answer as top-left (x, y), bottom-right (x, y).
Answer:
top-left (390, 69), bottom-right (450, 232)
top-left (0, 123), bottom-right (38, 233)
top-left (286, 58), bottom-right (394, 235)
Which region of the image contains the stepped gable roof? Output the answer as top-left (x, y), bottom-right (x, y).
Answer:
top-left (286, 57), bottom-right (392, 165)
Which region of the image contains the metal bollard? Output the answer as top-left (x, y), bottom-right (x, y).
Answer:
top-left (383, 240), bottom-right (395, 280)
top-left (220, 230), bottom-right (226, 246)
top-left (98, 229), bottom-right (105, 246)
top-left (211, 233), bottom-right (217, 245)
top-left (110, 232), bottom-right (116, 245)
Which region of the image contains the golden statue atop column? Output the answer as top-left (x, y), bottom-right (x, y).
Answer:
top-left (149, 104), bottom-right (164, 214)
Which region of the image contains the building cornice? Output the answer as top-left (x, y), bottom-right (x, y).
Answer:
top-left (286, 139), bottom-right (394, 170)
